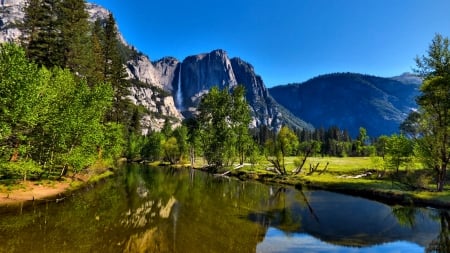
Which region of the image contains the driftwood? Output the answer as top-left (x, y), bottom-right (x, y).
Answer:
top-left (338, 172), bottom-right (373, 179)
top-left (215, 164), bottom-right (245, 177)
top-left (318, 162), bottom-right (330, 175)
top-left (307, 163), bottom-right (320, 175)
top-left (293, 148), bottom-right (313, 175)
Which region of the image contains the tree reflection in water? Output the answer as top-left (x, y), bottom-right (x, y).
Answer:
top-left (0, 165), bottom-right (446, 253)
top-left (426, 211), bottom-right (450, 253)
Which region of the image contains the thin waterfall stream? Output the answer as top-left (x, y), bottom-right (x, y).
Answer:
top-left (176, 63), bottom-right (183, 110)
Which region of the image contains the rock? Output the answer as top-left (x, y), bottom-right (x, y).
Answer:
top-left (0, 1), bottom-right (311, 133)
top-left (0, 0), bottom-right (26, 44)
top-left (181, 49), bottom-right (238, 108)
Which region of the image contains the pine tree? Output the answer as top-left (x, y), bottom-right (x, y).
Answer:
top-left (101, 14), bottom-right (131, 124)
top-left (22, 0), bottom-right (64, 68)
top-left (58, 0), bottom-right (92, 77)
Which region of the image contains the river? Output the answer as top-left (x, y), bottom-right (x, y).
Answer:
top-left (0, 164), bottom-right (448, 253)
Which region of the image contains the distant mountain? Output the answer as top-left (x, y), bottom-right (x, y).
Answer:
top-left (1, 0), bottom-right (312, 132)
top-left (176, 50), bottom-right (313, 130)
top-left (269, 73), bottom-right (421, 137)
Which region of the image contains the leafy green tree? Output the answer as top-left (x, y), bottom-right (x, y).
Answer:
top-left (141, 132), bottom-right (165, 162)
top-left (30, 68), bottom-right (114, 174)
top-left (184, 118), bottom-right (201, 167)
top-left (163, 137), bottom-right (179, 164)
top-left (230, 86), bottom-right (252, 165)
top-left (265, 126), bottom-right (299, 175)
top-left (0, 44), bottom-right (42, 162)
top-left (414, 34), bottom-right (450, 191)
top-left (385, 134), bottom-right (414, 173)
top-left (126, 132), bottom-right (146, 160)
top-left (198, 86), bottom-right (233, 167)
top-left (197, 85), bottom-right (253, 167)
top-left (173, 125), bottom-right (189, 163)
top-left (0, 44), bottom-right (119, 178)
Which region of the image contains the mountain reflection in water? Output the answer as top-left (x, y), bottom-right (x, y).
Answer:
top-left (0, 165), bottom-right (447, 253)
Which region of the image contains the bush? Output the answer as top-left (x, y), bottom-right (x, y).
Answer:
top-left (0, 160), bottom-right (43, 181)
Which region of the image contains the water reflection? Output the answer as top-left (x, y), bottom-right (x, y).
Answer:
top-left (426, 211), bottom-right (450, 252)
top-left (257, 228), bottom-right (424, 253)
top-left (250, 187), bottom-right (440, 250)
top-left (0, 165), bottom-right (446, 253)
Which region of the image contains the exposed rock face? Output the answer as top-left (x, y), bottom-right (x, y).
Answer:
top-left (0, 0), bottom-right (25, 43)
top-left (0, 1), bottom-right (310, 132)
top-left (0, 0), bottom-right (182, 132)
top-left (176, 50), bottom-right (311, 130)
top-left (127, 55), bottom-right (179, 90)
top-left (128, 84), bottom-right (181, 134)
top-left (180, 50), bottom-right (237, 108)
top-left (230, 57), bottom-right (279, 127)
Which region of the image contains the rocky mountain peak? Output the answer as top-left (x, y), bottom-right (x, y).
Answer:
top-left (180, 49), bottom-right (237, 108)
top-left (0, 1), bottom-right (311, 132)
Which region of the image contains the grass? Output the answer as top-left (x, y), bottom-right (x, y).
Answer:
top-left (227, 156), bottom-right (450, 208)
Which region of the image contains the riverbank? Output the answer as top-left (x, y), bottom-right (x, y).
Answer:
top-left (221, 157), bottom-right (450, 209)
top-left (0, 169), bottom-right (114, 207)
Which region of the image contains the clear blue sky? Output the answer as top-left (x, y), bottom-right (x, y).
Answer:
top-left (89, 0), bottom-right (450, 87)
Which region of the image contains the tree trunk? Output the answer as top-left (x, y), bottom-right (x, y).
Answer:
top-left (438, 165), bottom-right (447, 192)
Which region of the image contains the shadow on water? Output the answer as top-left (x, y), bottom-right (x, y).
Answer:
top-left (0, 164), bottom-right (447, 253)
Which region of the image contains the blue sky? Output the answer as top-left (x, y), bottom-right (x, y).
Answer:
top-left (89, 0), bottom-right (450, 87)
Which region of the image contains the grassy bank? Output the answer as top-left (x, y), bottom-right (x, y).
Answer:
top-left (221, 157), bottom-right (450, 208)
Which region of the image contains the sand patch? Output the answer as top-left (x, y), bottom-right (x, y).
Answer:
top-left (0, 180), bottom-right (71, 206)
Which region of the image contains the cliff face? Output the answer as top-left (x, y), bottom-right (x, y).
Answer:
top-left (175, 50), bottom-right (311, 130)
top-left (0, 1), bottom-right (311, 132)
top-left (0, 0), bottom-right (25, 44)
top-left (180, 50), bottom-right (238, 108)
top-left (0, 0), bottom-right (183, 132)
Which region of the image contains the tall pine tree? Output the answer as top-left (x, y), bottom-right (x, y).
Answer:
top-left (101, 14), bottom-right (131, 124)
top-left (58, 0), bottom-right (92, 77)
top-left (22, 0), bottom-right (63, 68)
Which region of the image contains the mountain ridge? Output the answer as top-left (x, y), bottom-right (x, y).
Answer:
top-left (269, 72), bottom-right (421, 137)
top-left (0, 1), bottom-right (420, 136)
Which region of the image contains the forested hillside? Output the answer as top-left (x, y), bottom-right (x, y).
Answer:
top-left (269, 73), bottom-right (421, 137)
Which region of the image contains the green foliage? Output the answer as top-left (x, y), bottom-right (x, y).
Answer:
top-left (265, 126), bottom-right (299, 174)
top-left (385, 134), bottom-right (414, 173)
top-left (0, 44), bottom-right (123, 179)
top-left (197, 85), bottom-right (253, 167)
top-left (413, 34), bottom-right (450, 191)
top-left (163, 137), bottom-right (179, 164)
top-left (141, 132), bottom-right (165, 162)
top-left (126, 132), bottom-right (146, 160)
top-left (0, 159), bottom-right (42, 181)
top-left (0, 44), bottom-right (42, 161)
top-left (21, 0), bottom-right (64, 67)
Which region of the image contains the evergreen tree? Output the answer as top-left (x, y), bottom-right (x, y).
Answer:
top-left (414, 34), bottom-right (450, 191)
top-left (22, 0), bottom-right (64, 68)
top-left (101, 14), bottom-right (131, 124)
top-left (58, 0), bottom-right (93, 78)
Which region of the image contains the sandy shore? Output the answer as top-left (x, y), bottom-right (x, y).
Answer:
top-left (0, 180), bottom-right (71, 206)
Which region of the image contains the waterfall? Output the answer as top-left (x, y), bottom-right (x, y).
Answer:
top-left (175, 64), bottom-right (183, 110)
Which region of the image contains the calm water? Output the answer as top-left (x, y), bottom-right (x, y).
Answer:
top-left (0, 164), bottom-right (448, 253)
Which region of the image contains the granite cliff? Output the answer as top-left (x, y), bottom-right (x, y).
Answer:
top-left (0, 0), bottom-right (311, 132)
